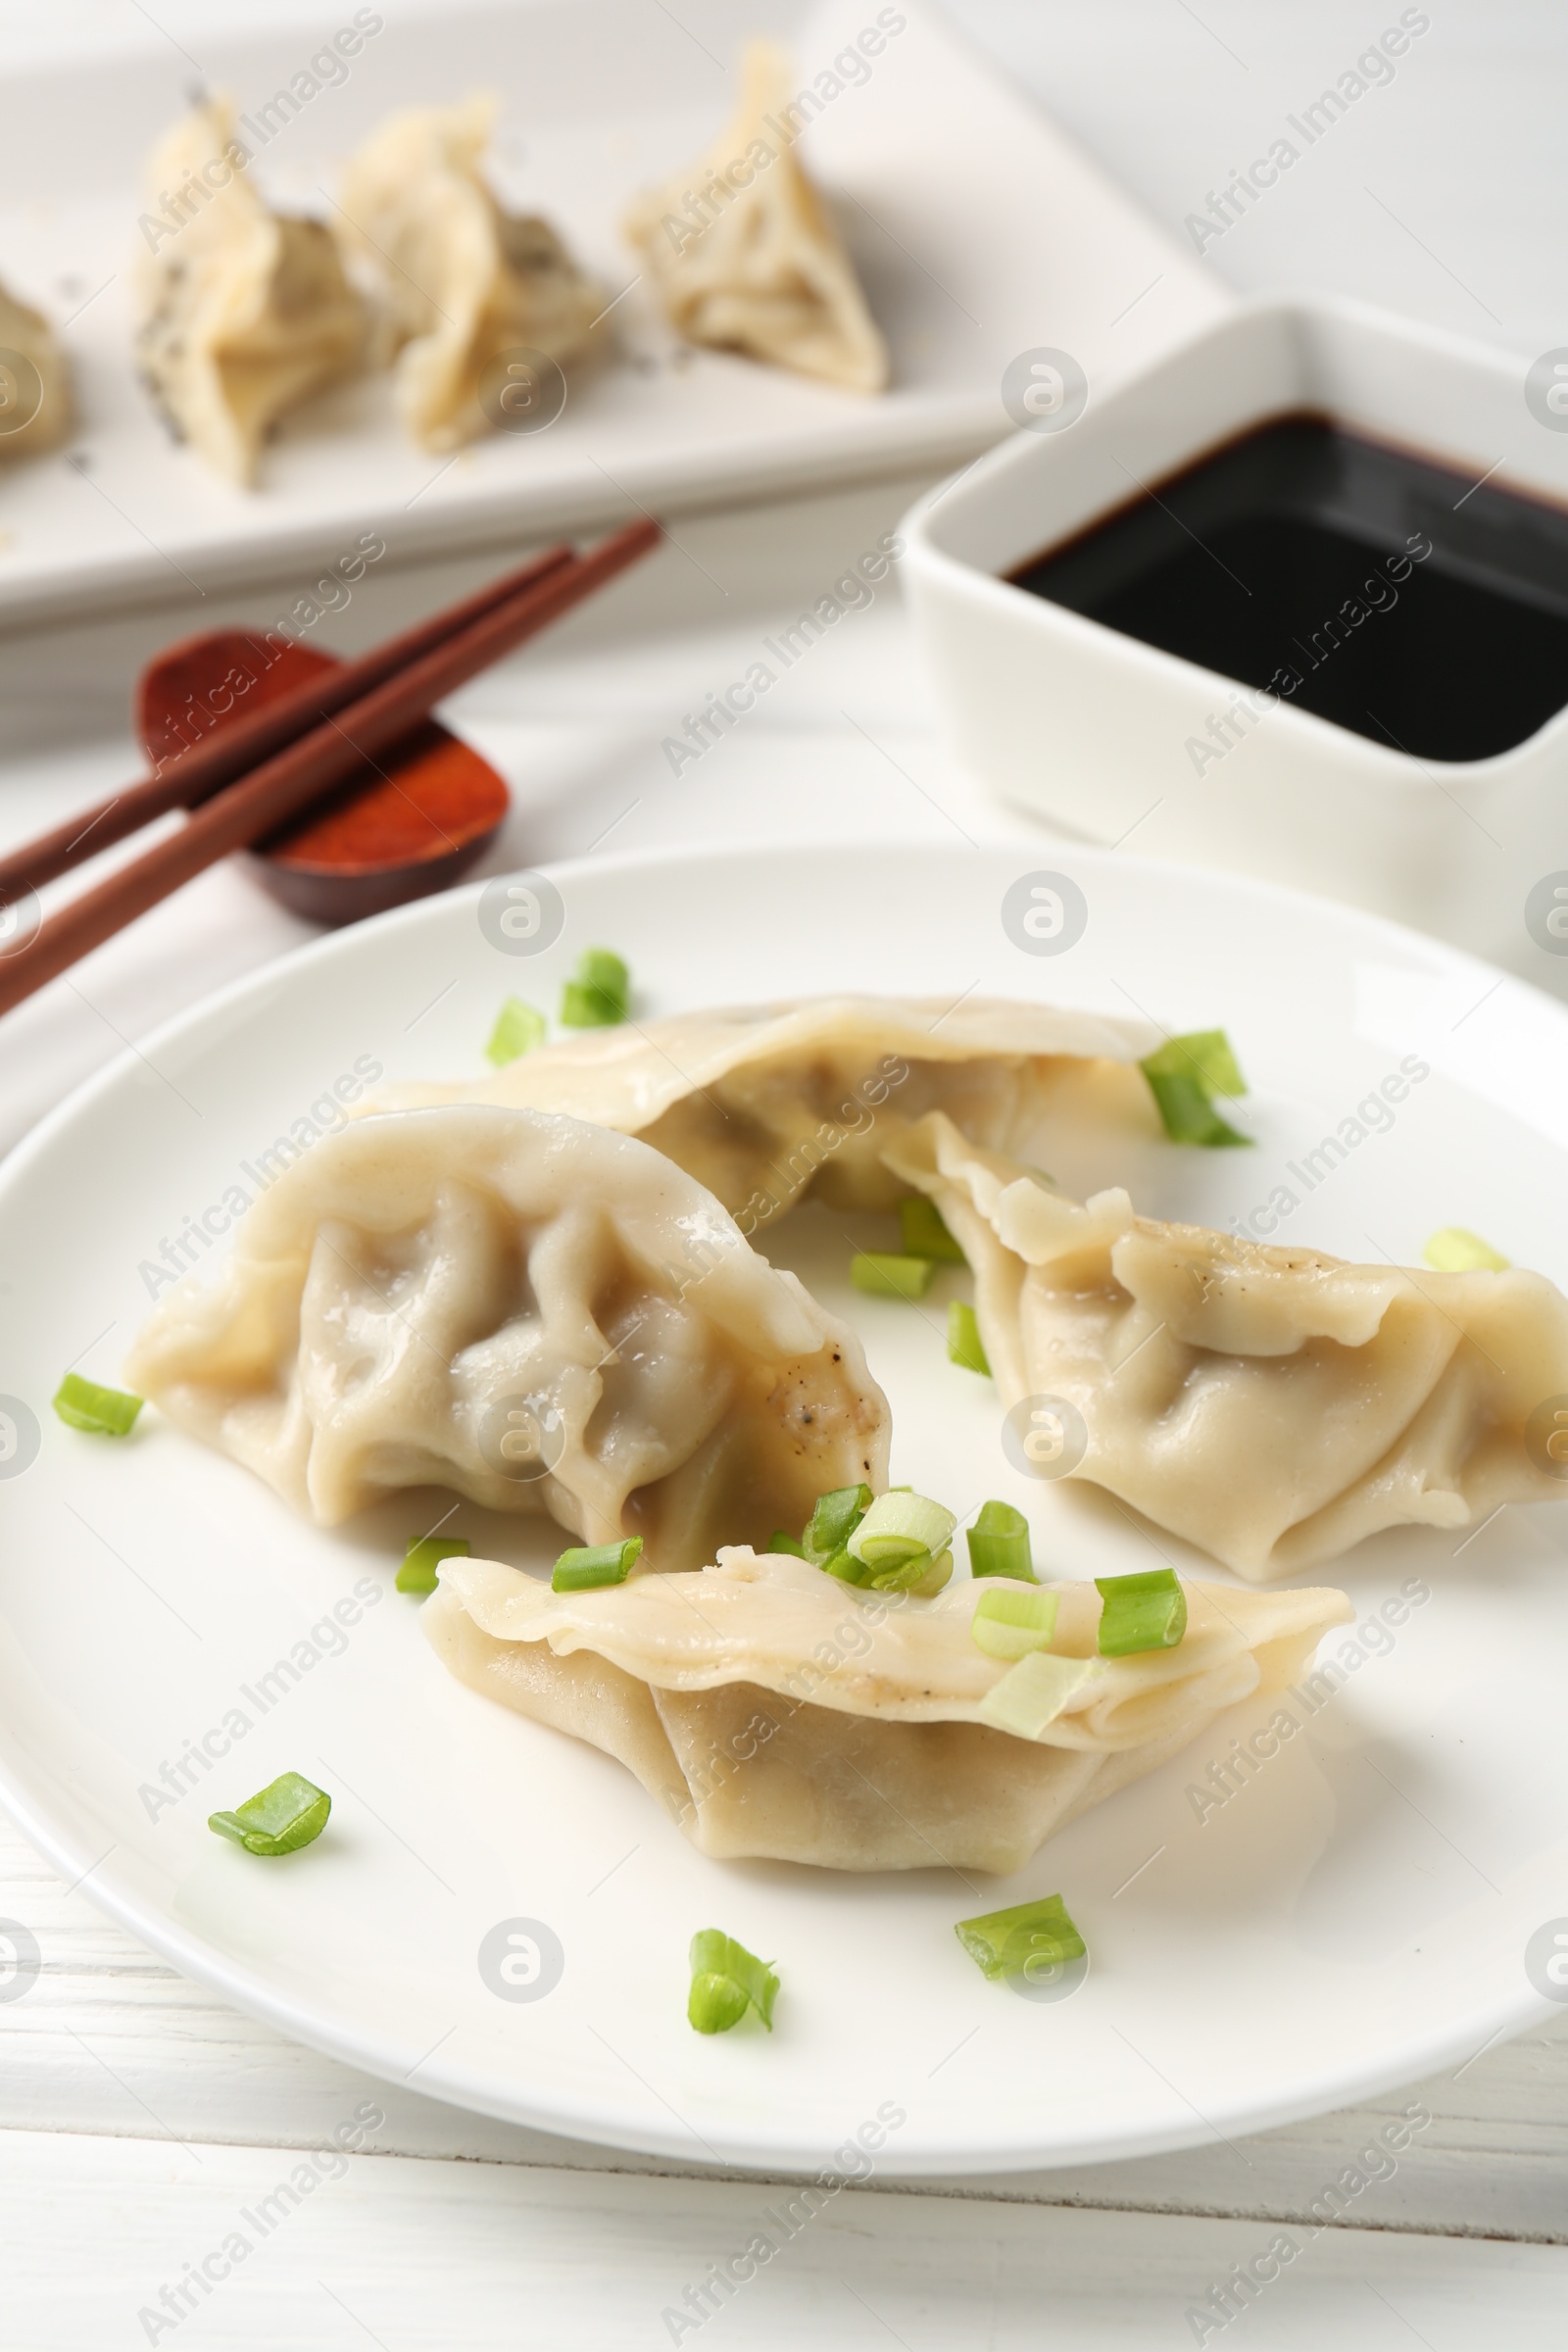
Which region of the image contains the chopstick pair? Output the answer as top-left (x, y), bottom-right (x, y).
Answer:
top-left (0, 516), bottom-right (662, 1019)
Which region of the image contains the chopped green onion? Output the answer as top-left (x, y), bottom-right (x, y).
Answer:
top-left (1149, 1028), bottom-right (1247, 1097)
top-left (552, 1537), bottom-right (642, 1592)
top-left (966, 1498), bottom-right (1036, 1582)
top-left (209, 1771), bottom-right (330, 1857)
top-left (839, 1545), bottom-right (954, 1594)
top-left (52, 1374), bottom-right (142, 1436)
top-left (397, 1534), bottom-right (468, 1594)
top-left (905, 1550), bottom-right (954, 1597)
top-left (899, 1196), bottom-right (965, 1263)
top-left (802, 1484), bottom-right (951, 1588)
top-left (803, 1484), bottom-right (872, 1563)
top-left (688, 1970), bottom-right (750, 2034)
top-left (870, 1548), bottom-right (937, 1592)
top-left (955, 1893), bottom-right (1086, 1983)
top-left (848, 1491), bottom-right (956, 1574)
top-left (1144, 1071), bottom-right (1249, 1147)
top-left (767, 1530), bottom-right (808, 1557)
top-left (820, 1534), bottom-right (952, 1592)
top-left (971, 1584), bottom-right (1059, 1660)
top-left (687, 1929), bottom-right (778, 2034)
top-left (947, 1300), bottom-right (991, 1376)
top-left (851, 1252), bottom-right (935, 1299)
top-left (1424, 1226), bottom-right (1509, 1273)
top-left (560, 947), bottom-right (629, 1028)
top-left (1096, 1566), bottom-right (1187, 1656)
top-left (1140, 1028), bottom-right (1250, 1148)
top-left (978, 1651), bottom-right (1095, 1739)
top-left (484, 995), bottom-right (546, 1067)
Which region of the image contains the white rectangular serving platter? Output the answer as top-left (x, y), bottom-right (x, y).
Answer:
top-left (0, 0), bottom-right (1230, 629)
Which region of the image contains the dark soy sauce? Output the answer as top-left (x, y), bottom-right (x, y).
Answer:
top-left (1008, 414), bottom-right (1568, 762)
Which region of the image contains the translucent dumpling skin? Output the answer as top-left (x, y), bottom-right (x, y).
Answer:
top-left (364, 994), bottom-right (1163, 1230)
top-left (0, 277), bottom-right (69, 460)
top-left (425, 1547), bottom-right (1350, 1872)
top-left (625, 41), bottom-right (889, 393)
top-left (124, 1105), bottom-right (890, 1569)
top-left (889, 1111), bottom-right (1568, 1579)
top-left (334, 96), bottom-right (606, 451)
top-left (135, 95), bottom-right (367, 484)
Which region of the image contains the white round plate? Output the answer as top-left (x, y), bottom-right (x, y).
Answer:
top-left (1, 840), bottom-right (1564, 2177)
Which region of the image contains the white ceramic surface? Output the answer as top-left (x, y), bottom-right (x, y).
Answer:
top-left (902, 296), bottom-right (1568, 984)
top-left (0, 0), bottom-right (1227, 628)
top-left (0, 838), bottom-right (1564, 2176)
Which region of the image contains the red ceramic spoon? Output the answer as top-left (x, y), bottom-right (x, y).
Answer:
top-left (135, 629), bottom-right (511, 925)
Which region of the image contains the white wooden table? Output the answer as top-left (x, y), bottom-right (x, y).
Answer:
top-left (2, 4), bottom-right (1566, 2341)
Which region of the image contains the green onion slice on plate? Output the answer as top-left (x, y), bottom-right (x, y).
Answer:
top-left (947, 1299), bottom-right (991, 1375)
top-left (1096, 1566), bottom-right (1187, 1656)
top-left (851, 1252), bottom-right (935, 1299)
top-left (552, 1537), bottom-right (642, 1592)
top-left (560, 947), bottom-right (630, 1028)
top-left (899, 1196), bottom-right (965, 1263)
top-left (397, 1534), bottom-right (469, 1594)
top-left (687, 1929), bottom-right (779, 2034)
top-left (965, 1498), bottom-right (1035, 1581)
top-left (52, 1374), bottom-right (142, 1435)
top-left (210, 1771), bottom-right (330, 1857)
top-left (955, 1893), bottom-right (1086, 1983)
top-left (484, 996), bottom-right (546, 1067)
top-left (1140, 1028), bottom-right (1250, 1148)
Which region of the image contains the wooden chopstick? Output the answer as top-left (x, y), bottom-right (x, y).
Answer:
top-left (0, 516), bottom-right (662, 1019)
top-left (0, 542), bottom-right (577, 902)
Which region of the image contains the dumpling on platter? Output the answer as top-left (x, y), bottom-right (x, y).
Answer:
top-left (425, 1546), bottom-right (1351, 1872)
top-left (136, 96), bottom-right (368, 484)
top-left (624, 40), bottom-right (888, 394)
top-left (888, 1111), bottom-right (1568, 1581)
top-left (334, 97), bottom-right (606, 451)
top-left (363, 996), bottom-right (1163, 1232)
top-left (0, 277), bottom-right (69, 459)
top-left (123, 1106), bottom-right (890, 1570)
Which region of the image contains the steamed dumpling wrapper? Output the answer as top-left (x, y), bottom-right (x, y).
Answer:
top-left (425, 1546), bottom-right (1350, 1872)
top-left (889, 1111), bottom-right (1568, 1580)
top-left (365, 995), bottom-right (1161, 1229)
top-left (335, 97), bottom-right (606, 451)
top-left (0, 277), bottom-right (69, 459)
top-left (136, 95), bottom-right (367, 483)
top-left (624, 41), bottom-right (888, 394)
top-left (124, 1106), bottom-right (889, 1569)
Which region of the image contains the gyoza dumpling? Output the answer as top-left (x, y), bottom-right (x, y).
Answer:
top-left (889, 1112), bottom-right (1568, 1580)
top-left (425, 1546), bottom-right (1350, 1871)
top-left (624, 41), bottom-right (888, 394)
top-left (334, 97), bottom-right (606, 451)
top-left (136, 96), bottom-right (367, 484)
top-left (0, 277), bottom-right (69, 459)
top-left (123, 1106), bottom-right (890, 1569)
top-left (365, 996), bottom-right (1162, 1232)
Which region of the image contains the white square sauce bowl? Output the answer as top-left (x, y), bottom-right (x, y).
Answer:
top-left (902, 296), bottom-right (1568, 987)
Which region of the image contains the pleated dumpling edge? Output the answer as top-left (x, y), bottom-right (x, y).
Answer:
top-left (422, 1547), bottom-right (1353, 1873)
